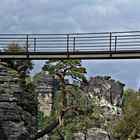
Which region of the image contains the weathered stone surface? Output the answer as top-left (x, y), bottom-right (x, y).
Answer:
top-left (73, 128), bottom-right (110, 140)
top-left (0, 62), bottom-right (37, 140)
top-left (87, 76), bottom-right (124, 140)
top-left (73, 76), bottom-right (125, 140)
top-left (35, 75), bottom-right (57, 140)
top-left (35, 74), bottom-right (56, 117)
top-left (86, 128), bottom-right (110, 140)
top-left (87, 76), bottom-right (124, 119)
top-left (73, 133), bottom-right (86, 140)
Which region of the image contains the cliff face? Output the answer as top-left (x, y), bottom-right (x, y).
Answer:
top-left (0, 62), bottom-right (37, 140)
top-left (74, 76), bottom-right (125, 140)
top-left (35, 75), bottom-right (56, 117)
top-left (87, 76), bottom-right (124, 120)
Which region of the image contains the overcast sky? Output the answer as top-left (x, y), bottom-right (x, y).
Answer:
top-left (0, 0), bottom-right (140, 89)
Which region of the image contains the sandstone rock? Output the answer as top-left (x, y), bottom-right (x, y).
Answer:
top-left (35, 74), bottom-right (56, 117)
top-left (73, 133), bottom-right (86, 140)
top-left (0, 62), bottom-right (37, 140)
top-left (87, 128), bottom-right (110, 140)
top-left (73, 76), bottom-right (124, 140)
top-left (87, 76), bottom-right (124, 119)
top-left (35, 74), bottom-right (58, 140)
top-left (87, 76), bottom-right (124, 139)
top-left (73, 128), bottom-right (110, 140)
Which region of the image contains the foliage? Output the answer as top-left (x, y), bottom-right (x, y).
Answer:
top-left (39, 60), bottom-right (88, 138)
top-left (4, 43), bottom-right (26, 52)
top-left (36, 60), bottom-right (105, 139)
top-left (112, 95), bottom-right (140, 140)
top-left (42, 60), bottom-right (86, 80)
top-left (32, 71), bottom-right (46, 84)
top-left (47, 88), bottom-right (103, 139)
top-left (123, 88), bottom-right (137, 105)
top-left (38, 111), bottom-right (47, 130)
top-left (42, 60), bottom-right (87, 114)
top-left (4, 43), bottom-right (34, 79)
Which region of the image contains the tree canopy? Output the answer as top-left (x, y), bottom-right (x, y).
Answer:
top-left (4, 43), bottom-right (34, 79)
top-left (112, 93), bottom-right (140, 140)
top-left (34, 60), bottom-right (89, 139)
top-left (34, 60), bottom-right (104, 139)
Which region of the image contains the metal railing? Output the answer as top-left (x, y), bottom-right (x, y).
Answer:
top-left (1, 31), bottom-right (140, 54)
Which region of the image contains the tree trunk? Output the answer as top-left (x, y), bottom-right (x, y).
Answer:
top-left (34, 119), bottom-right (59, 140)
top-left (34, 74), bottom-right (67, 140)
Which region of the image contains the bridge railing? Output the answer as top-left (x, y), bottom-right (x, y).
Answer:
top-left (0, 31), bottom-right (140, 54)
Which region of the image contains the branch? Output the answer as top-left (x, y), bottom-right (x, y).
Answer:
top-left (71, 76), bottom-right (82, 83)
top-left (66, 83), bottom-right (79, 91)
top-left (67, 90), bottom-right (79, 103)
top-left (34, 107), bottom-right (73, 140)
top-left (34, 119), bottom-right (59, 140)
top-left (57, 128), bottom-right (65, 140)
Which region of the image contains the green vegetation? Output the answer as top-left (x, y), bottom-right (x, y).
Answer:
top-left (35, 60), bottom-right (104, 139)
top-left (32, 71), bottom-right (46, 84)
top-left (112, 90), bottom-right (140, 140)
top-left (48, 88), bottom-right (103, 139)
top-left (4, 43), bottom-right (34, 79)
top-left (123, 88), bottom-right (137, 105)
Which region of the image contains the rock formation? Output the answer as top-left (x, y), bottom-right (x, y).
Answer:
top-left (35, 74), bottom-right (57, 140)
top-left (0, 62), bottom-right (37, 140)
top-left (35, 74), bottom-right (56, 117)
top-left (88, 76), bottom-right (124, 119)
top-left (74, 76), bottom-right (125, 140)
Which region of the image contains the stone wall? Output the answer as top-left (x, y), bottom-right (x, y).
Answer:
top-left (0, 62), bottom-right (37, 140)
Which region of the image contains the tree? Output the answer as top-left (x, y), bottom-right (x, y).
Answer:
top-left (112, 94), bottom-right (140, 140)
top-left (34, 60), bottom-right (87, 139)
top-left (123, 88), bottom-right (137, 105)
top-left (4, 43), bottom-right (34, 79)
top-left (49, 87), bottom-right (104, 139)
top-left (32, 71), bottom-right (46, 84)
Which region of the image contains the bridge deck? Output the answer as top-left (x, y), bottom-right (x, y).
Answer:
top-left (1, 31), bottom-right (140, 59)
top-left (1, 51), bottom-right (140, 59)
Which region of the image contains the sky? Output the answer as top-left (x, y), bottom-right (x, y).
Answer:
top-left (0, 0), bottom-right (140, 89)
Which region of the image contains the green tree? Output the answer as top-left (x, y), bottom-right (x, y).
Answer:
top-left (32, 71), bottom-right (46, 84)
top-left (123, 88), bottom-right (137, 105)
top-left (34, 60), bottom-right (87, 139)
top-left (112, 94), bottom-right (140, 140)
top-left (4, 43), bottom-right (34, 79)
top-left (50, 87), bottom-right (104, 140)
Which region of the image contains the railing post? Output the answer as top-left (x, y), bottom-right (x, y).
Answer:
top-left (34, 38), bottom-right (36, 52)
top-left (115, 36), bottom-right (117, 51)
top-left (26, 34), bottom-right (29, 58)
top-left (73, 37), bottom-right (75, 51)
top-left (67, 34), bottom-right (69, 57)
top-left (109, 33), bottom-right (112, 57)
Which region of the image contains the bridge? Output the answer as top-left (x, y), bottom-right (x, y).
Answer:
top-left (1, 31), bottom-right (140, 59)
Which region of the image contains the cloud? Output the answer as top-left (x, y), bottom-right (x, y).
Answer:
top-left (0, 0), bottom-right (140, 89)
top-left (0, 0), bottom-right (140, 33)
